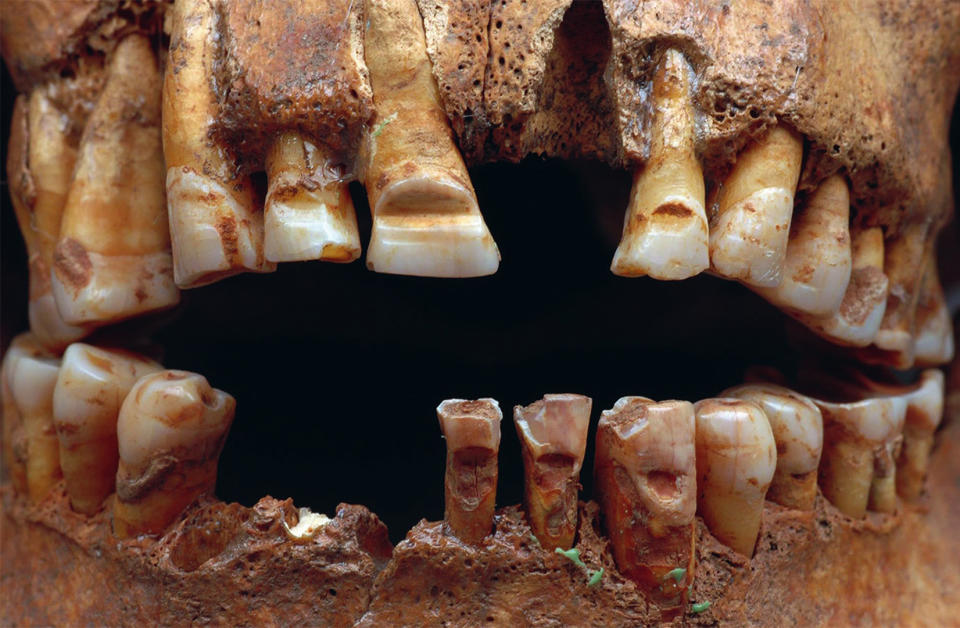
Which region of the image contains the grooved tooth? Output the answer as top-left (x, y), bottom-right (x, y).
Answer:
top-left (363, 0), bottom-right (499, 278)
top-left (513, 394), bottom-right (591, 550)
top-left (1, 334), bottom-right (46, 494)
top-left (53, 344), bottom-right (161, 515)
top-left (693, 399), bottom-right (777, 556)
top-left (113, 371), bottom-right (235, 538)
top-left (8, 348), bottom-right (62, 503)
top-left (708, 125), bottom-right (804, 287)
top-left (436, 398), bottom-right (502, 544)
top-left (872, 221), bottom-right (928, 365)
top-left (611, 49), bottom-right (708, 280)
top-left (913, 251), bottom-right (954, 366)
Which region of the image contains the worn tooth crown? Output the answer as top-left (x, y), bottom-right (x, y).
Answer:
top-left (9, 350), bottom-right (62, 503)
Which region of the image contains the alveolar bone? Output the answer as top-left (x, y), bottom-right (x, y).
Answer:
top-left (8, 347), bottom-right (62, 503)
top-left (913, 249), bottom-right (954, 367)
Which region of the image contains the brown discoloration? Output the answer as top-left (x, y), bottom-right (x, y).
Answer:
top-left (838, 266), bottom-right (887, 324)
top-left (52, 238), bottom-right (93, 290)
top-left (654, 203), bottom-right (694, 218)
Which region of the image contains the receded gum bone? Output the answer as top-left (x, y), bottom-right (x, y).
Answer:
top-left (8, 349), bottom-right (62, 503)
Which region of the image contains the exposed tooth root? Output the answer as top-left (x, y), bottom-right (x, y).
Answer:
top-left (897, 370), bottom-right (946, 500)
top-left (913, 251), bottom-right (954, 366)
top-left (363, 0), bottom-right (499, 278)
top-left (594, 397), bottom-right (696, 606)
top-left (871, 221), bottom-right (928, 365)
top-left (163, 0), bottom-right (274, 288)
top-left (8, 349), bottom-right (62, 503)
top-left (722, 384), bottom-right (823, 510)
top-left (436, 398), bottom-right (502, 544)
top-left (513, 394), bottom-right (592, 550)
top-left (113, 371), bottom-right (235, 538)
top-left (264, 131), bottom-right (361, 263)
top-left (1, 334), bottom-right (46, 494)
top-left (611, 49), bottom-right (708, 280)
top-left (708, 125), bottom-right (804, 287)
top-left (693, 399), bottom-right (777, 556)
top-left (53, 344), bottom-right (161, 515)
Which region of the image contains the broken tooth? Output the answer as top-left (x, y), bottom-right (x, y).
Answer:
top-left (693, 399), bottom-right (777, 557)
top-left (611, 49), bottom-right (708, 280)
top-left (113, 370), bottom-right (236, 538)
top-left (913, 250), bottom-right (954, 366)
top-left (436, 398), bottom-right (502, 544)
top-left (513, 394), bottom-right (592, 551)
top-left (709, 125), bottom-right (804, 287)
top-left (53, 343), bottom-right (162, 515)
top-left (8, 348), bottom-right (62, 503)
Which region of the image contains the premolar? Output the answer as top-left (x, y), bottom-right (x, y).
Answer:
top-left (8, 347), bottom-right (62, 503)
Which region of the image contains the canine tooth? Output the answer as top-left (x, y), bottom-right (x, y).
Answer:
top-left (363, 0), bottom-right (499, 278)
top-left (594, 397), bottom-right (696, 605)
top-left (513, 394), bottom-right (592, 550)
top-left (163, 0), bottom-right (274, 288)
top-left (8, 350), bottom-right (62, 502)
top-left (53, 344), bottom-right (161, 515)
top-left (709, 125), bottom-right (804, 287)
top-left (436, 398), bottom-right (502, 544)
top-left (113, 371), bottom-right (235, 538)
top-left (264, 131), bottom-right (361, 263)
top-left (873, 221), bottom-right (927, 363)
top-left (693, 399), bottom-right (777, 556)
top-left (913, 251), bottom-right (954, 366)
top-left (611, 49), bottom-right (708, 280)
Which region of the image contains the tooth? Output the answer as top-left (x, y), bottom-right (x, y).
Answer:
top-left (513, 394), bottom-right (592, 550)
top-left (872, 221), bottom-right (928, 364)
top-left (611, 49), bottom-right (708, 280)
top-left (1, 334), bottom-right (43, 494)
top-left (264, 131), bottom-right (361, 263)
top-left (913, 250), bottom-right (954, 366)
top-left (693, 399), bottom-right (777, 556)
top-left (594, 397), bottom-right (696, 606)
top-left (113, 370), bottom-right (235, 538)
top-left (436, 398), bottom-right (502, 544)
top-left (8, 348), bottom-right (62, 503)
top-left (363, 0), bottom-right (499, 278)
top-left (163, 0), bottom-right (275, 288)
top-left (52, 343), bottom-right (161, 515)
top-left (708, 125), bottom-right (804, 287)
top-left (721, 384), bottom-right (823, 510)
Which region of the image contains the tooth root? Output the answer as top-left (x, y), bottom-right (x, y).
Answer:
top-left (113, 370), bottom-right (236, 538)
top-left (163, 0), bottom-right (275, 288)
top-left (611, 49), bottom-right (708, 280)
top-left (264, 131), bottom-right (361, 264)
top-left (363, 0), bottom-right (499, 278)
top-left (896, 370), bottom-right (945, 500)
top-left (1, 334), bottom-right (44, 494)
top-left (513, 394), bottom-right (592, 551)
top-left (693, 399), bottom-right (777, 556)
top-left (871, 221), bottom-right (928, 366)
top-left (709, 125), bottom-right (804, 287)
top-left (8, 348), bottom-right (62, 503)
top-left (53, 343), bottom-right (161, 515)
top-left (436, 398), bottom-right (502, 544)
top-left (594, 397), bottom-right (696, 606)
top-left (913, 251), bottom-right (954, 367)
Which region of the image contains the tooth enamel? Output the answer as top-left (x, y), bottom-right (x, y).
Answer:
top-left (52, 344), bottom-right (161, 515)
top-left (611, 49), bottom-right (708, 280)
top-left (594, 397), bottom-right (696, 605)
top-left (282, 507), bottom-right (332, 542)
top-left (913, 251), bottom-right (954, 366)
top-left (113, 370), bottom-right (236, 538)
top-left (163, 0), bottom-right (275, 288)
top-left (436, 398), bottom-right (502, 544)
top-left (264, 131), bottom-right (362, 264)
top-left (872, 221), bottom-right (927, 364)
top-left (513, 394), bottom-right (591, 550)
top-left (693, 398), bottom-right (777, 557)
top-left (363, 0), bottom-right (499, 278)
top-left (8, 349), bottom-right (62, 503)
top-left (708, 125), bottom-right (804, 287)
top-left (722, 384), bottom-right (823, 510)
top-left (1, 334), bottom-right (44, 494)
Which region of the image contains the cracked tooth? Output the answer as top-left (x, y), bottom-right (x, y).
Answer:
top-left (363, 0), bottom-right (499, 278)
top-left (611, 49), bottom-right (708, 280)
top-left (872, 221), bottom-right (928, 365)
top-left (693, 399), bottom-right (777, 556)
top-left (163, 0), bottom-right (274, 288)
top-left (913, 251), bottom-right (954, 366)
top-left (709, 125), bottom-right (804, 287)
top-left (113, 371), bottom-right (235, 538)
top-left (1, 334), bottom-right (45, 494)
top-left (53, 344), bottom-right (161, 515)
top-left (513, 394), bottom-right (592, 550)
top-left (8, 347), bottom-right (62, 502)
top-left (436, 398), bottom-right (502, 544)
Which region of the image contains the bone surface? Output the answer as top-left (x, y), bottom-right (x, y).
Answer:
top-left (436, 398), bottom-right (502, 544)
top-left (513, 394), bottom-right (591, 550)
top-left (611, 49), bottom-right (708, 280)
top-left (912, 251), bottom-right (954, 366)
top-left (113, 370), bottom-right (236, 538)
top-left (8, 349), bottom-right (62, 503)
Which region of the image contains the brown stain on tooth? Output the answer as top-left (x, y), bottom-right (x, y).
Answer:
top-left (52, 238), bottom-right (92, 290)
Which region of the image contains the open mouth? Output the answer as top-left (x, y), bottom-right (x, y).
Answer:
top-left (2, 0), bottom-right (959, 624)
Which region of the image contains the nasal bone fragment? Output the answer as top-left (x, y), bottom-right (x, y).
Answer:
top-left (8, 349), bottom-right (62, 503)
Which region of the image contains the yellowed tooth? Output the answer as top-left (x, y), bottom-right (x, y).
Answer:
top-left (8, 348), bottom-right (62, 503)
top-left (611, 49), bottom-right (708, 280)
top-left (872, 221), bottom-right (928, 365)
top-left (913, 250), bottom-right (954, 367)
top-left (1, 334), bottom-right (45, 494)
top-left (113, 371), bottom-right (236, 538)
top-left (709, 125), bottom-right (804, 287)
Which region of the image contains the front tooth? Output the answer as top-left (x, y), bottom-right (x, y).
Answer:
top-left (264, 131), bottom-right (361, 263)
top-left (611, 49), bottom-right (708, 280)
top-left (594, 397), bottom-right (696, 607)
top-left (363, 0), bottom-right (499, 278)
top-left (53, 344), bottom-right (161, 515)
top-left (436, 398), bottom-right (502, 544)
top-left (513, 394), bottom-right (592, 550)
top-left (8, 349), bottom-right (62, 503)
top-left (113, 370), bottom-right (236, 538)
top-left (872, 221), bottom-right (927, 365)
top-left (693, 399), bottom-right (777, 557)
top-left (708, 125), bottom-right (804, 287)
top-left (1, 334), bottom-right (45, 494)
top-left (913, 250), bottom-right (954, 366)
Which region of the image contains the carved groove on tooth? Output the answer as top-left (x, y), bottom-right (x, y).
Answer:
top-left (913, 250), bottom-right (954, 366)
top-left (8, 349), bottom-right (62, 503)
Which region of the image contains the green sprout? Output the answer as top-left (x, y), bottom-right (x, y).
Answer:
top-left (587, 568), bottom-right (605, 588)
top-left (664, 567), bottom-right (686, 583)
top-left (528, 533), bottom-right (542, 548)
top-left (691, 601), bottom-right (711, 614)
top-left (555, 547), bottom-right (587, 570)
top-left (371, 112), bottom-right (398, 138)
